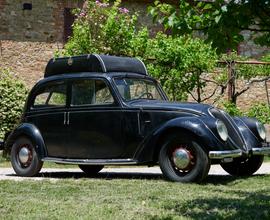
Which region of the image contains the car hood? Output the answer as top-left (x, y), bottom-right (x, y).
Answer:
top-left (128, 100), bottom-right (211, 115)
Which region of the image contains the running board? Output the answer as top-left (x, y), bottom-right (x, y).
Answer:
top-left (42, 157), bottom-right (138, 165)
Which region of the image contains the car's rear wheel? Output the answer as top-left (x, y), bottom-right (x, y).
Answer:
top-left (220, 155), bottom-right (264, 176)
top-left (159, 133), bottom-right (210, 183)
top-left (11, 136), bottom-right (43, 177)
top-left (78, 165), bottom-right (104, 175)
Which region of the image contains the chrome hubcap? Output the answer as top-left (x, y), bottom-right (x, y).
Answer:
top-left (172, 148), bottom-right (192, 169)
top-left (18, 147), bottom-right (31, 164)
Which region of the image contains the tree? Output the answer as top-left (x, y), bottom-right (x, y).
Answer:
top-left (146, 33), bottom-right (217, 101)
top-left (149, 0), bottom-right (270, 53)
top-left (62, 0), bottom-right (149, 57)
top-left (60, 0), bottom-right (217, 102)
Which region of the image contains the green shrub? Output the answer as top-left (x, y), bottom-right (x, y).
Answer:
top-left (146, 33), bottom-right (217, 101)
top-left (246, 103), bottom-right (270, 124)
top-left (60, 0), bottom-right (217, 102)
top-left (62, 0), bottom-right (149, 57)
top-left (0, 69), bottom-right (28, 139)
top-left (221, 101), bottom-right (243, 116)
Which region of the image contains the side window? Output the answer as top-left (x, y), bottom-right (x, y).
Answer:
top-left (95, 80), bottom-right (114, 104)
top-left (33, 83), bottom-right (67, 108)
top-left (71, 79), bottom-right (114, 106)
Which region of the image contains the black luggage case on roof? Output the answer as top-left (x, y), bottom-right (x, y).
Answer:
top-left (44, 54), bottom-right (147, 78)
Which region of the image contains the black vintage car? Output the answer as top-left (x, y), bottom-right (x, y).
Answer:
top-left (1, 54), bottom-right (270, 182)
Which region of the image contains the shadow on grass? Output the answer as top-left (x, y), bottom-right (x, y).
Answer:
top-left (7, 170), bottom-right (268, 184)
top-left (38, 171), bottom-right (164, 180)
top-left (163, 189), bottom-right (270, 219)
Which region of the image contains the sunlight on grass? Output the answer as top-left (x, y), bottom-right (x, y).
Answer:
top-left (0, 175), bottom-right (270, 219)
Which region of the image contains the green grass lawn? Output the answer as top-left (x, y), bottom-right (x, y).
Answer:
top-left (0, 174), bottom-right (270, 219)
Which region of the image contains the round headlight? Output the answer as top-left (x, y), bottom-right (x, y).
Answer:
top-left (216, 120), bottom-right (228, 141)
top-left (256, 121), bottom-right (266, 140)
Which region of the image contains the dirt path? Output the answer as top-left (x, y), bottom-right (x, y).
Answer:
top-left (0, 163), bottom-right (270, 181)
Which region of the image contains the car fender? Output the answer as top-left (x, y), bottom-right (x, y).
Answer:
top-left (233, 116), bottom-right (262, 150)
top-left (4, 123), bottom-right (47, 159)
top-left (134, 116), bottom-right (226, 162)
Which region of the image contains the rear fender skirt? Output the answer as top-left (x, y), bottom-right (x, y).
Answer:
top-left (4, 123), bottom-right (47, 159)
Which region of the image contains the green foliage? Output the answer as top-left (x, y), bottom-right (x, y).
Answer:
top-left (221, 101), bottom-right (270, 124)
top-left (0, 69), bottom-right (28, 139)
top-left (60, 0), bottom-right (218, 102)
top-left (146, 33), bottom-right (217, 101)
top-left (213, 52), bottom-right (270, 104)
top-left (1, 175), bottom-right (270, 219)
top-left (62, 0), bottom-right (149, 57)
top-left (246, 103), bottom-right (270, 124)
top-left (149, 1), bottom-right (270, 53)
top-left (219, 52), bottom-right (270, 81)
top-left (221, 101), bottom-right (243, 116)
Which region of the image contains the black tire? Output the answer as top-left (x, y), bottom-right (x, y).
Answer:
top-left (220, 155), bottom-right (264, 176)
top-left (11, 136), bottom-right (43, 177)
top-left (79, 165), bottom-right (104, 175)
top-left (159, 133), bottom-right (210, 183)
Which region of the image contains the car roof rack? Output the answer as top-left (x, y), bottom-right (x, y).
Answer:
top-left (44, 54), bottom-right (148, 78)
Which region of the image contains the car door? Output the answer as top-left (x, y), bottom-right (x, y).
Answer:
top-left (26, 80), bottom-right (69, 158)
top-left (66, 78), bottom-right (124, 159)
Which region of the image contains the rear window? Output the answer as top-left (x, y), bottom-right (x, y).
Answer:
top-left (33, 83), bottom-right (67, 108)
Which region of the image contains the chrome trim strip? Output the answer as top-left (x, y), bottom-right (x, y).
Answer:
top-left (42, 157), bottom-right (138, 165)
top-left (209, 149), bottom-right (243, 159)
top-left (93, 54), bottom-right (107, 72)
top-left (136, 58), bottom-right (148, 75)
top-left (137, 111), bottom-right (141, 135)
top-left (252, 147), bottom-right (270, 156)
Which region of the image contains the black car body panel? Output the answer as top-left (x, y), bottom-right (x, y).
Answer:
top-left (4, 123), bottom-right (46, 159)
top-left (3, 54), bottom-right (269, 167)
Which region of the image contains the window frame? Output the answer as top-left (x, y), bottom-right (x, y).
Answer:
top-left (69, 77), bottom-right (119, 108)
top-left (30, 80), bottom-right (68, 111)
top-left (112, 76), bottom-right (167, 102)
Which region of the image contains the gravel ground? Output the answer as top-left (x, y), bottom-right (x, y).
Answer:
top-left (0, 163), bottom-right (270, 181)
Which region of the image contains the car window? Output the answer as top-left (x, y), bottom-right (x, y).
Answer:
top-left (71, 79), bottom-right (114, 106)
top-left (33, 83), bottom-right (67, 108)
top-left (114, 78), bottom-right (163, 101)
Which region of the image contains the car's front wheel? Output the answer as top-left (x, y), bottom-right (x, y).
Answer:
top-left (159, 133), bottom-right (210, 183)
top-left (220, 155), bottom-right (264, 176)
top-left (79, 165), bottom-right (104, 175)
top-left (11, 136), bottom-right (43, 177)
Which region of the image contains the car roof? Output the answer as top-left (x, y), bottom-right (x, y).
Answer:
top-left (44, 54), bottom-right (148, 78)
top-left (34, 72), bottom-right (156, 88)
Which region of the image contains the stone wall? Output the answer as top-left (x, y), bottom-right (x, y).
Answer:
top-left (0, 0), bottom-right (84, 42)
top-left (0, 40), bottom-right (61, 86)
top-left (187, 75), bottom-right (270, 111)
top-left (238, 30), bottom-right (270, 58)
top-left (0, 40), bottom-right (269, 112)
top-left (0, 0), bottom-right (269, 111)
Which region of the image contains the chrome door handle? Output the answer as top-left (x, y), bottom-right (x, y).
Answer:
top-left (63, 112), bottom-right (66, 125)
top-left (67, 112), bottom-right (70, 125)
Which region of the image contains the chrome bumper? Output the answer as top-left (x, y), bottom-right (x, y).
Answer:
top-left (252, 147), bottom-right (270, 156)
top-left (209, 149), bottom-right (243, 159)
top-left (209, 145), bottom-right (270, 159)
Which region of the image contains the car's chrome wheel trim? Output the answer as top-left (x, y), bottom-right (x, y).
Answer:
top-left (172, 148), bottom-right (192, 170)
top-left (17, 145), bottom-right (32, 167)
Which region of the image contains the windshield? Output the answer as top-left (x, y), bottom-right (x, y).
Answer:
top-left (114, 77), bottom-right (164, 101)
